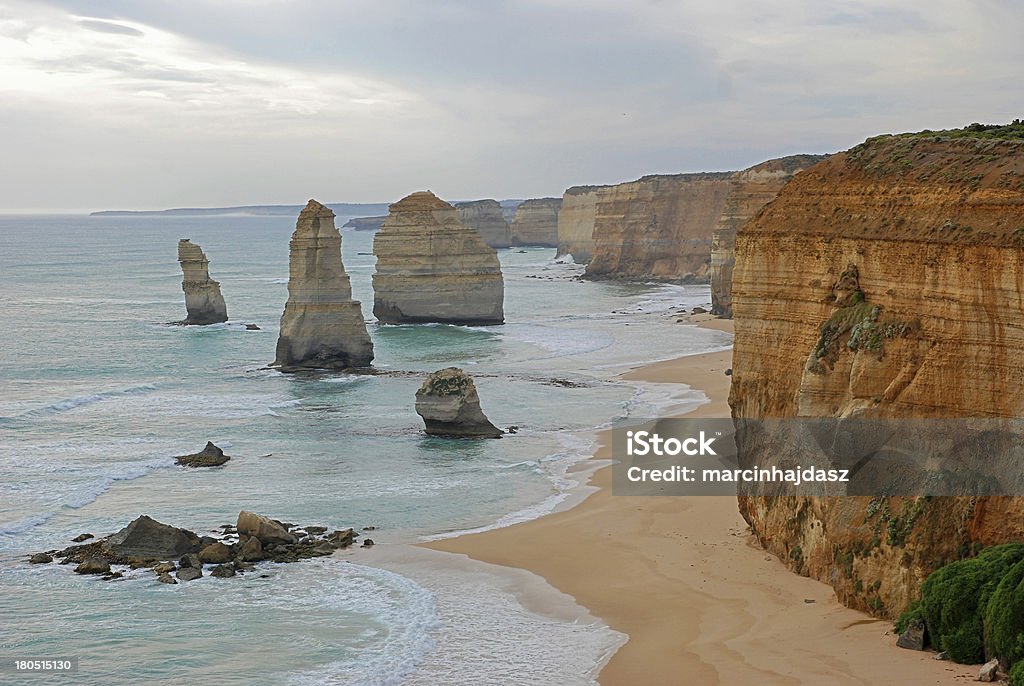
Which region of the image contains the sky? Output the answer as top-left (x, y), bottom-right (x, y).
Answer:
top-left (0, 0), bottom-right (1021, 212)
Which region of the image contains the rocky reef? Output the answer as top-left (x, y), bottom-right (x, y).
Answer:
top-left (176, 239), bottom-right (228, 324)
top-left (175, 441), bottom-right (230, 468)
top-left (373, 191), bottom-right (504, 325)
top-left (729, 129), bottom-right (1024, 619)
top-left (510, 198), bottom-right (561, 247)
top-left (415, 367), bottom-right (501, 438)
top-left (455, 199), bottom-right (511, 248)
top-left (274, 199), bottom-right (374, 371)
top-left (32, 513), bottom-right (363, 583)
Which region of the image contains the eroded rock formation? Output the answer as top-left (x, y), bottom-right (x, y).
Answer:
top-left (556, 186), bottom-right (608, 263)
top-left (710, 155), bottom-right (826, 316)
top-left (455, 199), bottom-right (511, 248)
top-left (177, 239), bottom-right (228, 324)
top-left (415, 367), bottom-right (501, 438)
top-left (582, 155), bottom-right (825, 283)
top-left (729, 131), bottom-right (1024, 619)
top-left (373, 191), bottom-right (504, 325)
top-left (274, 199), bottom-right (374, 371)
top-left (510, 197), bottom-right (561, 247)
top-left (175, 441), bottom-right (230, 468)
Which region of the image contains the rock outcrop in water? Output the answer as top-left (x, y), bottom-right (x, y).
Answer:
top-left (510, 198), bottom-right (561, 247)
top-left (415, 367), bottom-right (502, 438)
top-left (728, 127), bottom-right (1024, 618)
top-left (33, 512), bottom-right (363, 582)
top-left (175, 441), bottom-right (230, 468)
top-left (274, 199), bottom-right (374, 371)
top-left (373, 191), bottom-right (504, 325)
top-left (177, 239), bottom-right (228, 324)
top-left (342, 216), bottom-right (386, 231)
top-left (455, 199), bottom-right (511, 248)
top-left (104, 515), bottom-right (202, 560)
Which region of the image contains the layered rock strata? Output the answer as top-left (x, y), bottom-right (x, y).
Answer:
top-left (709, 155), bottom-right (826, 316)
top-left (583, 155), bottom-right (826, 282)
top-left (729, 131), bottom-right (1024, 618)
top-left (510, 198), bottom-right (561, 247)
top-left (455, 199), bottom-right (511, 248)
top-left (373, 191), bottom-right (504, 325)
top-left (556, 186), bottom-right (608, 263)
top-left (415, 367), bottom-right (502, 438)
top-left (274, 199), bottom-right (374, 371)
top-left (177, 239), bottom-right (228, 324)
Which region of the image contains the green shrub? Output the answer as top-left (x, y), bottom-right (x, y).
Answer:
top-left (1009, 660), bottom-right (1024, 686)
top-left (985, 558), bottom-right (1024, 668)
top-left (895, 600), bottom-right (924, 635)
top-left (920, 544), bottom-right (1024, 663)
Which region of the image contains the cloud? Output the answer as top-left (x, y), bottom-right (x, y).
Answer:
top-left (77, 18), bottom-right (144, 37)
top-left (0, 0), bottom-right (1021, 211)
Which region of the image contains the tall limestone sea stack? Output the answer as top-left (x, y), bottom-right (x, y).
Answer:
top-left (455, 199), bottom-right (511, 248)
top-left (373, 191), bottom-right (504, 325)
top-left (729, 126), bottom-right (1024, 619)
top-left (176, 239), bottom-right (228, 325)
top-left (273, 199), bottom-right (373, 371)
top-left (510, 197), bottom-right (561, 247)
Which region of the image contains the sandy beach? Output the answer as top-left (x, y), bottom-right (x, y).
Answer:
top-left (427, 317), bottom-right (975, 685)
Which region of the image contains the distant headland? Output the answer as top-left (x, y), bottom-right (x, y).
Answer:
top-left (90, 202), bottom-right (392, 217)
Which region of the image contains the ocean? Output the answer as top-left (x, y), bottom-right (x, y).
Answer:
top-left (0, 213), bottom-right (731, 685)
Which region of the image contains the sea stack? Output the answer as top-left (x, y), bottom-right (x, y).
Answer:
top-left (510, 197), bottom-right (561, 247)
top-left (373, 191), bottom-right (504, 325)
top-left (274, 199), bottom-right (374, 371)
top-left (415, 367), bottom-right (502, 438)
top-left (177, 239), bottom-right (228, 324)
top-left (455, 199), bottom-right (512, 248)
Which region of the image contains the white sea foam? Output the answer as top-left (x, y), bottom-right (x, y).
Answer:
top-left (8, 383), bottom-right (158, 419)
top-left (281, 560), bottom-right (440, 686)
top-left (420, 430), bottom-right (599, 542)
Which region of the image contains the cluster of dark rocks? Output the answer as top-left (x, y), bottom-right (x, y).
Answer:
top-left (28, 511), bottom-right (374, 584)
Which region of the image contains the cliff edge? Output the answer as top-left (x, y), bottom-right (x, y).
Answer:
top-left (729, 126), bottom-right (1024, 618)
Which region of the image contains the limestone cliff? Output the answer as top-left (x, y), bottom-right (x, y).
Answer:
top-left (729, 129), bottom-right (1024, 618)
top-left (373, 191), bottom-right (504, 325)
top-left (584, 156), bottom-right (824, 282)
top-left (455, 199), bottom-right (511, 248)
top-left (176, 239), bottom-right (228, 325)
top-left (710, 155), bottom-right (826, 316)
top-left (556, 186), bottom-right (608, 263)
top-left (274, 199), bottom-right (374, 371)
top-left (510, 198), bottom-right (561, 247)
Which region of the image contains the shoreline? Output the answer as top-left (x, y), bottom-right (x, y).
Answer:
top-left (425, 316), bottom-right (974, 684)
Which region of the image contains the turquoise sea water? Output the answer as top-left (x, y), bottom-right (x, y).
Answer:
top-left (0, 214), bottom-right (731, 685)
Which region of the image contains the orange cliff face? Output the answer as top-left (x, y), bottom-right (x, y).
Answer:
top-left (729, 133), bottom-right (1024, 617)
top-left (558, 155), bottom-right (823, 287)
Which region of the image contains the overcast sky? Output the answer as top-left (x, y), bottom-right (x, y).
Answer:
top-left (0, 0), bottom-right (1020, 212)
